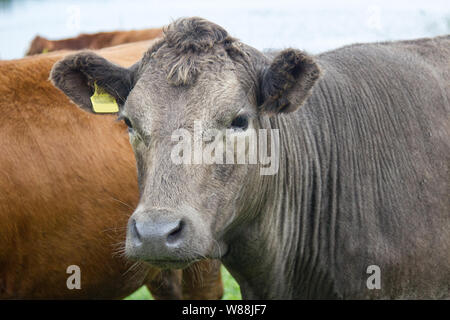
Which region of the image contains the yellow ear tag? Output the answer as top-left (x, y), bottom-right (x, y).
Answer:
top-left (90, 82), bottom-right (119, 113)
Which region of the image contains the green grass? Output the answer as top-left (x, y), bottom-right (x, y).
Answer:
top-left (220, 266), bottom-right (241, 300)
top-left (124, 285), bottom-right (153, 300)
top-left (124, 266), bottom-right (241, 300)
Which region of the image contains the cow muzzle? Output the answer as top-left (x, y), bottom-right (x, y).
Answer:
top-left (125, 208), bottom-right (200, 268)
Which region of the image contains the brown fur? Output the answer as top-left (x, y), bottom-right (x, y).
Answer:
top-left (26, 28), bottom-right (163, 56)
top-left (0, 41), bottom-right (222, 299)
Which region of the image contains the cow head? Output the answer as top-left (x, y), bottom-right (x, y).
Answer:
top-left (51, 17), bottom-right (320, 269)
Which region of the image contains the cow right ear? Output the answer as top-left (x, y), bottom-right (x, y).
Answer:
top-left (50, 51), bottom-right (137, 114)
top-left (258, 49), bottom-right (320, 115)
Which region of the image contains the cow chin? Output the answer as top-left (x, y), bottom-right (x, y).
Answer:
top-left (125, 240), bottom-right (219, 270)
top-left (142, 259), bottom-right (194, 270)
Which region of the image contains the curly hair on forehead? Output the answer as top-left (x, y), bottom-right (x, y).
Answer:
top-left (163, 17), bottom-right (231, 53)
top-left (141, 17), bottom-right (243, 86)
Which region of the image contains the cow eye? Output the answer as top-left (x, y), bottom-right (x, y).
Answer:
top-left (230, 115), bottom-right (248, 131)
top-left (123, 117), bottom-right (133, 129)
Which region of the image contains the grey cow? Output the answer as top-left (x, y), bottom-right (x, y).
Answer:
top-left (51, 17), bottom-right (449, 299)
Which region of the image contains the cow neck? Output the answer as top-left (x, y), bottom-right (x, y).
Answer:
top-left (223, 94), bottom-right (340, 299)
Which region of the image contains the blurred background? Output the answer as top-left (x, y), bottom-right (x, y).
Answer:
top-left (1, 0), bottom-right (449, 59)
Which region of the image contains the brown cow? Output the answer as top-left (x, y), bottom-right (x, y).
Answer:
top-left (0, 40), bottom-right (223, 299)
top-left (26, 28), bottom-right (163, 56)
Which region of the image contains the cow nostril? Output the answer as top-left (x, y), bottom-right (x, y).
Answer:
top-left (131, 218), bottom-right (142, 242)
top-left (166, 219), bottom-right (185, 244)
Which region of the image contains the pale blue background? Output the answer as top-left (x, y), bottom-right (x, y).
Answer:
top-left (0, 0), bottom-right (449, 59)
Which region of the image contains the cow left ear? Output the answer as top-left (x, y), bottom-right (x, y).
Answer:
top-left (258, 49), bottom-right (321, 114)
top-left (50, 51), bottom-right (137, 114)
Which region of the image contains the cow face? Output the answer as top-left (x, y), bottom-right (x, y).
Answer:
top-left (51, 17), bottom-right (320, 269)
